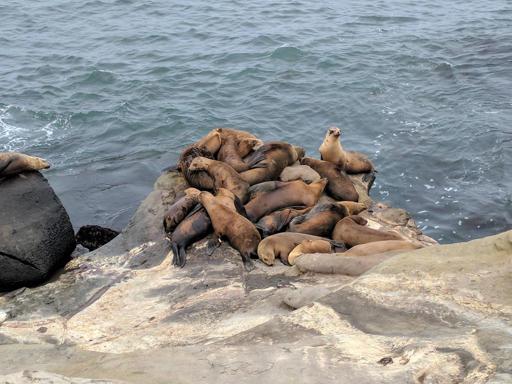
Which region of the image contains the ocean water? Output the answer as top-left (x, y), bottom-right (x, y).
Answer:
top-left (0, 0), bottom-right (510, 243)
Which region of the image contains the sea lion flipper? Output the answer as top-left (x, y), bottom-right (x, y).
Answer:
top-left (242, 256), bottom-right (255, 272)
top-left (161, 164), bottom-right (180, 173)
top-left (329, 240), bottom-right (347, 252)
top-left (0, 158), bottom-right (13, 175)
top-left (171, 242), bottom-right (182, 267)
top-left (234, 196), bottom-right (249, 218)
top-left (206, 236), bottom-right (221, 256)
top-left (186, 203), bottom-right (203, 218)
top-left (246, 152), bottom-right (268, 169)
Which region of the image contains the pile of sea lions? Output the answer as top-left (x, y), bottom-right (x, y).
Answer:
top-left (164, 127), bottom-right (422, 271)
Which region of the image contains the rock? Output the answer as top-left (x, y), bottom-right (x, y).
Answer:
top-left (0, 172), bottom-right (76, 291)
top-left (75, 225), bottom-right (120, 251)
top-left (282, 286), bottom-right (332, 309)
top-left (280, 165), bottom-right (320, 183)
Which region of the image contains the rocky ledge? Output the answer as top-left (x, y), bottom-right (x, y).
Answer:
top-left (0, 172), bottom-right (510, 383)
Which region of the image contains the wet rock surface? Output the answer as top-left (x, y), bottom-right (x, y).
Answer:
top-left (0, 172), bottom-right (76, 291)
top-left (0, 171), bottom-right (509, 383)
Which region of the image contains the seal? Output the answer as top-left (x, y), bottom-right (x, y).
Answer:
top-left (332, 215), bottom-right (403, 246)
top-left (217, 134), bottom-right (265, 172)
top-left (198, 190), bottom-right (260, 271)
top-left (214, 128), bottom-right (261, 157)
top-left (245, 178), bottom-right (327, 222)
top-left (344, 240), bottom-right (421, 256)
top-left (257, 232), bottom-right (342, 266)
top-left (240, 142), bottom-right (305, 185)
top-left (300, 157), bottom-right (359, 202)
top-left (169, 208), bottom-right (212, 267)
top-left (188, 156), bottom-right (250, 203)
top-left (338, 201), bottom-right (367, 215)
top-left (0, 152), bottom-right (50, 178)
top-left (255, 207), bottom-right (311, 238)
top-left (194, 129), bottom-right (223, 155)
top-left (288, 203), bottom-right (349, 237)
top-left (75, 225), bottom-right (119, 251)
top-left (287, 239), bottom-right (334, 265)
top-left (163, 189), bottom-right (199, 234)
top-left (280, 164), bottom-right (321, 183)
top-left (319, 126), bottom-right (374, 173)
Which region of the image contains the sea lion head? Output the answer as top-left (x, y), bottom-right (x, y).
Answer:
top-left (188, 156), bottom-right (212, 172)
top-left (184, 187), bottom-right (201, 201)
top-left (326, 126), bottom-right (341, 138)
top-left (293, 146), bottom-right (306, 160)
top-left (299, 157), bottom-right (314, 167)
top-left (258, 247), bottom-right (275, 266)
top-left (34, 156), bottom-right (51, 170)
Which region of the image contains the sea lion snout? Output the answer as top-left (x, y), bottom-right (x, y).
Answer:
top-left (328, 127), bottom-right (341, 137)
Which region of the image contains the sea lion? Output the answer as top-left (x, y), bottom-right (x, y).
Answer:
top-left (287, 239), bottom-right (334, 265)
top-left (288, 203), bottom-right (349, 237)
top-left (240, 142), bottom-right (305, 185)
top-left (177, 146), bottom-right (216, 190)
top-left (194, 129), bottom-right (223, 155)
top-left (169, 208), bottom-right (212, 267)
top-left (217, 135), bottom-right (265, 172)
top-left (344, 240), bottom-right (421, 256)
top-left (319, 126), bottom-right (374, 173)
top-left (245, 178), bottom-right (327, 222)
top-left (198, 190), bottom-right (260, 271)
top-left (214, 128), bottom-right (261, 157)
top-left (248, 180), bottom-right (283, 200)
top-left (0, 152), bottom-right (50, 178)
top-left (332, 216), bottom-right (403, 246)
top-left (75, 225), bottom-right (119, 251)
top-left (188, 157), bottom-right (250, 203)
top-left (255, 207), bottom-right (311, 238)
top-left (163, 190), bottom-right (199, 233)
top-left (338, 201), bottom-right (368, 215)
top-left (257, 232), bottom-right (342, 266)
top-left (300, 157), bottom-right (359, 202)
top-left (279, 164), bottom-right (321, 183)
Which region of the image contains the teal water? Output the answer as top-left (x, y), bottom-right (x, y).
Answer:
top-left (1, 0), bottom-right (511, 243)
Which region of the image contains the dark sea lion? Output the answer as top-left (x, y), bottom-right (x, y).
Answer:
top-left (75, 225), bottom-right (119, 251)
top-left (343, 240), bottom-right (421, 256)
top-left (198, 190), bottom-right (261, 271)
top-left (163, 189), bottom-right (199, 233)
top-left (0, 152), bottom-right (50, 178)
top-left (177, 146), bottom-right (216, 190)
top-left (287, 239), bottom-right (334, 265)
top-left (240, 142), bottom-right (305, 185)
top-left (257, 232), bottom-right (342, 266)
top-left (217, 135), bottom-right (265, 172)
top-left (188, 156), bottom-right (250, 203)
top-left (255, 207), bottom-right (311, 238)
top-left (300, 157), bottom-right (359, 202)
top-left (288, 203), bottom-right (349, 237)
top-left (245, 178), bottom-right (327, 222)
top-left (169, 208), bottom-right (212, 267)
top-left (319, 126), bottom-right (374, 174)
top-left (332, 215), bottom-right (403, 246)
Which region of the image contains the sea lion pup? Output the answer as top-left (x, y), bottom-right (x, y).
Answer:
top-left (319, 126), bottom-right (374, 174)
top-left (287, 239), bottom-right (334, 265)
top-left (0, 152), bottom-right (50, 177)
top-left (240, 142), bottom-right (305, 185)
top-left (332, 215), bottom-right (403, 247)
top-left (300, 157), bottom-right (359, 202)
top-left (198, 190), bottom-right (260, 271)
top-left (288, 203), bottom-right (349, 237)
top-left (257, 232), bottom-right (344, 266)
top-left (163, 189), bottom-right (200, 233)
top-left (188, 156), bottom-right (250, 203)
top-left (169, 208), bottom-right (212, 267)
top-left (217, 135), bottom-right (265, 172)
top-left (343, 240), bottom-right (421, 257)
top-left (255, 207), bottom-right (311, 238)
top-left (245, 178), bottom-right (327, 222)
top-left (76, 225), bottom-right (119, 251)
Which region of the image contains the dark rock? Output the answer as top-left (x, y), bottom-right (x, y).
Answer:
top-left (76, 225), bottom-right (120, 251)
top-left (0, 172), bottom-right (76, 291)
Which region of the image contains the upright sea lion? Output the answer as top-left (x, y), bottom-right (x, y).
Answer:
top-left (287, 239), bottom-right (335, 265)
top-left (163, 189), bottom-right (199, 233)
top-left (245, 178), bottom-right (327, 222)
top-left (188, 157), bottom-right (250, 203)
top-left (169, 208), bottom-right (212, 267)
top-left (240, 142), bottom-right (305, 185)
top-left (257, 232), bottom-right (342, 266)
top-left (198, 191), bottom-right (261, 271)
top-left (217, 135), bottom-right (265, 172)
top-left (0, 152), bottom-right (50, 178)
top-left (288, 203), bottom-right (349, 237)
top-left (344, 240), bottom-right (421, 257)
top-left (332, 215), bottom-right (403, 247)
top-left (319, 127), bottom-right (374, 173)
top-left (255, 207), bottom-right (311, 238)
top-left (301, 157), bottom-right (359, 202)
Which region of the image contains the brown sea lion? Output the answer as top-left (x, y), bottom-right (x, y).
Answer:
top-left (338, 201), bottom-right (368, 215)
top-left (240, 142), bottom-right (305, 185)
top-left (279, 164), bottom-right (321, 183)
top-left (169, 208), bottom-right (212, 267)
top-left (163, 190), bottom-right (199, 233)
top-left (288, 203), bottom-right (349, 237)
top-left (0, 152), bottom-right (50, 178)
top-left (319, 126), bottom-right (374, 173)
top-left (245, 178), bottom-right (327, 222)
top-left (188, 157), bottom-right (250, 203)
top-left (344, 240), bottom-right (421, 256)
top-left (217, 135), bottom-right (265, 172)
top-left (332, 216), bottom-right (403, 246)
top-left (194, 129), bottom-right (223, 155)
top-left (198, 191), bottom-right (260, 271)
top-left (300, 157), bottom-right (359, 202)
top-left (255, 207), bottom-right (311, 238)
top-left (177, 146), bottom-right (216, 190)
top-left (257, 232), bottom-right (343, 266)
top-left (214, 128), bottom-right (261, 157)
top-left (287, 239), bottom-right (334, 265)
